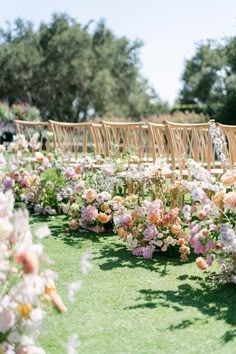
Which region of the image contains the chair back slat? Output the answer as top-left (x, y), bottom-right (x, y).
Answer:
top-left (217, 123), bottom-right (236, 168)
top-left (163, 121), bottom-right (215, 177)
top-left (49, 120), bottom-right (92, 160)
top-left (15, 120), bottom-right (50, 151)
top-left (101, 121), bottom-right (150, 161)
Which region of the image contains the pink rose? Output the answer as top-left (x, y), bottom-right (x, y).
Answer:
top-left (101, 164), bottom-right (115, 176)
top-left (224, 192), bottom-right (236, 210)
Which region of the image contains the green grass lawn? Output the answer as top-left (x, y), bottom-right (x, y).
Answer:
top-left (31, 215), bottom-right (236, 354)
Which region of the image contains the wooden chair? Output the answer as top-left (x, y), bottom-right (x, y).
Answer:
top-left (147, 122), bottom-right (169, 163)
top-left (163, 121), bottom-right (217, 178)
top-left (15, 120), bottom-right (50, 151)
top-left (217, 123), bottom-right (236, 168)
top-left (49, 120), bottom-right (93, 160)
top-left (90, 123), bottom-right (107, 157)
top-left (101, 121), bottom-right (150, 162)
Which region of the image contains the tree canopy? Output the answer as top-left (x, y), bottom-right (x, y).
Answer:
top-left (0, 14), bottom-right (168, 121)
top-left (178, 38), bottom-right (236, 124)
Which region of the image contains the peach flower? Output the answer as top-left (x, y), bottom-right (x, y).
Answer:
top-left (75, 165), bottom-right (83, 175)
top-left (196, 257), bottom-right (208, 270)
top-left (35, 152), bottom-right (44, 163)
top-left (50, 291), bottom-right (67, 312)
top-left (201, 228), bottom-right (209, 237)
top-left (177, 238), bottom-right (185, 245)
top-left (84, 189), bottom-right (97, 203)
top-left (221, 170), bottom-right (236, 186)
top-left (76, 180), bottom-right (85, 192)
top-left (198, 211), bottom-right (206, 220)
top-left (148, 214), bottom-right (159, 224)
top-left (171, 224), bottom-right (181, 234)
top-left (100, 203), bottom-right (110, 212)
top-left (17, 250), bottom-right (38, 274)
top-left (97, 213), bottom-right (111, 224)
top-left (69, 219), bottom-right (79, 230)
top-left (212, 192), bottom-right (224, 207)
top-left (117, 227), bottom-right (125, 238)
top-left (47, 152), bottom-right (53, 161)
top-left (112, 196), bottom-right (123, 204)
top-left (178, 231), bottom-right (188, 241)
top-left (224, 192), bottom-right (236, 210)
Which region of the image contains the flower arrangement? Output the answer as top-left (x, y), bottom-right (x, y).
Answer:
top-left (0, 190), bottom-right (67, 353)
top-left (114, 199), bottom-right (190, 261)
top-left (183, 163), bottom-right (236, 283)
top-left (68, 188), bottom-right (125, 232)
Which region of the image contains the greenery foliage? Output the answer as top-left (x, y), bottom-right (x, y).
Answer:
top-left (0, 15), bottom-right (168, 121)
top-left (178, 39), bottom-right (236, 124)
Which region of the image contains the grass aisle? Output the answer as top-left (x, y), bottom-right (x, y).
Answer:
top-left (31, 215), bottom-right (236, 354)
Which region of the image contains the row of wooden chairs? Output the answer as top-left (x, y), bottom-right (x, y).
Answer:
top-left (15, 120), bottom-right (236, 174)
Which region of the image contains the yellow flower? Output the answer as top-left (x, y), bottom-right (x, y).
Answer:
top-left (18, 303), bottom-right (32, 319)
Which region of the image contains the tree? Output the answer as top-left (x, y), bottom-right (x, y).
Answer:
top-left (0, 15), bottom-right (167, 121)
top-left (178, 39), bottom-right (236, 124)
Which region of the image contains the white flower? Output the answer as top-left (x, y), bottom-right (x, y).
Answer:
top-left (80, 252), bottom-right (93, 275)
top-left (30, 308), bottom-right (44, 322)
top-left (0, 217), bottom-right (13, 238)
top-left (35, 224), bottom-right (51, 240)
top-left (127, 234), bottom-right (138, 249)
top-left (68, 280), bottom-right (82, 303)
top-left (67, 334), bottom-right (80, 354)
top-left (0, 296), bottom-right (16, 333)
top-left (0, 190), bottom-right (14, 218)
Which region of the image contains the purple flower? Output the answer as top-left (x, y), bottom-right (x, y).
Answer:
top-left (132, 247), bottom-right (144, 257)
top-left (81, 205), bottom-right (98, 224)
top-left (143, 246), bottom-right (155, 259)
top-left (3, 178), bottom-right (14, 189)
top-left (143, 225), bottom-right (157, 241)
top-left (119, 214), bottom-right (131, 225)
top-left (96, 191), bottom-right (111, 203)
top-left (64, 167), bottom-right (76, 179)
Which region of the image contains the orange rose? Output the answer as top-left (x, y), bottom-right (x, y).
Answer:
top-left (97, 213), bottom-right (111, 224)
top-left (75, 165), bottom-right (83, 175)
top-left (84, 189), bottom-right (97, 203)
top-left (212, 192), bottom-right (224, 207)
top-left (221, 170), bottom-right (236, 186)
top-left (177, 238), bottom-right (185, 245)
top-left (148, 214), bottom-right (159, 224)
top-left (171, 224), bottom-right (181, 234)
top-left (117, 227), bottom-right (125, 237)
top-left (196, 257), bottom-right (208, 270)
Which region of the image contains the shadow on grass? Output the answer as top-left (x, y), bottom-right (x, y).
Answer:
top-left (125, 276), bottom-right (236, 343)
top-left (94, 238), bottom-right (189, 275)
top-left (30, 214), bottom-right (103, 246)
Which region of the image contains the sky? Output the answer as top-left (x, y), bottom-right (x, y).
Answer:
top-left (0, 0), bottom-right (236, 105)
